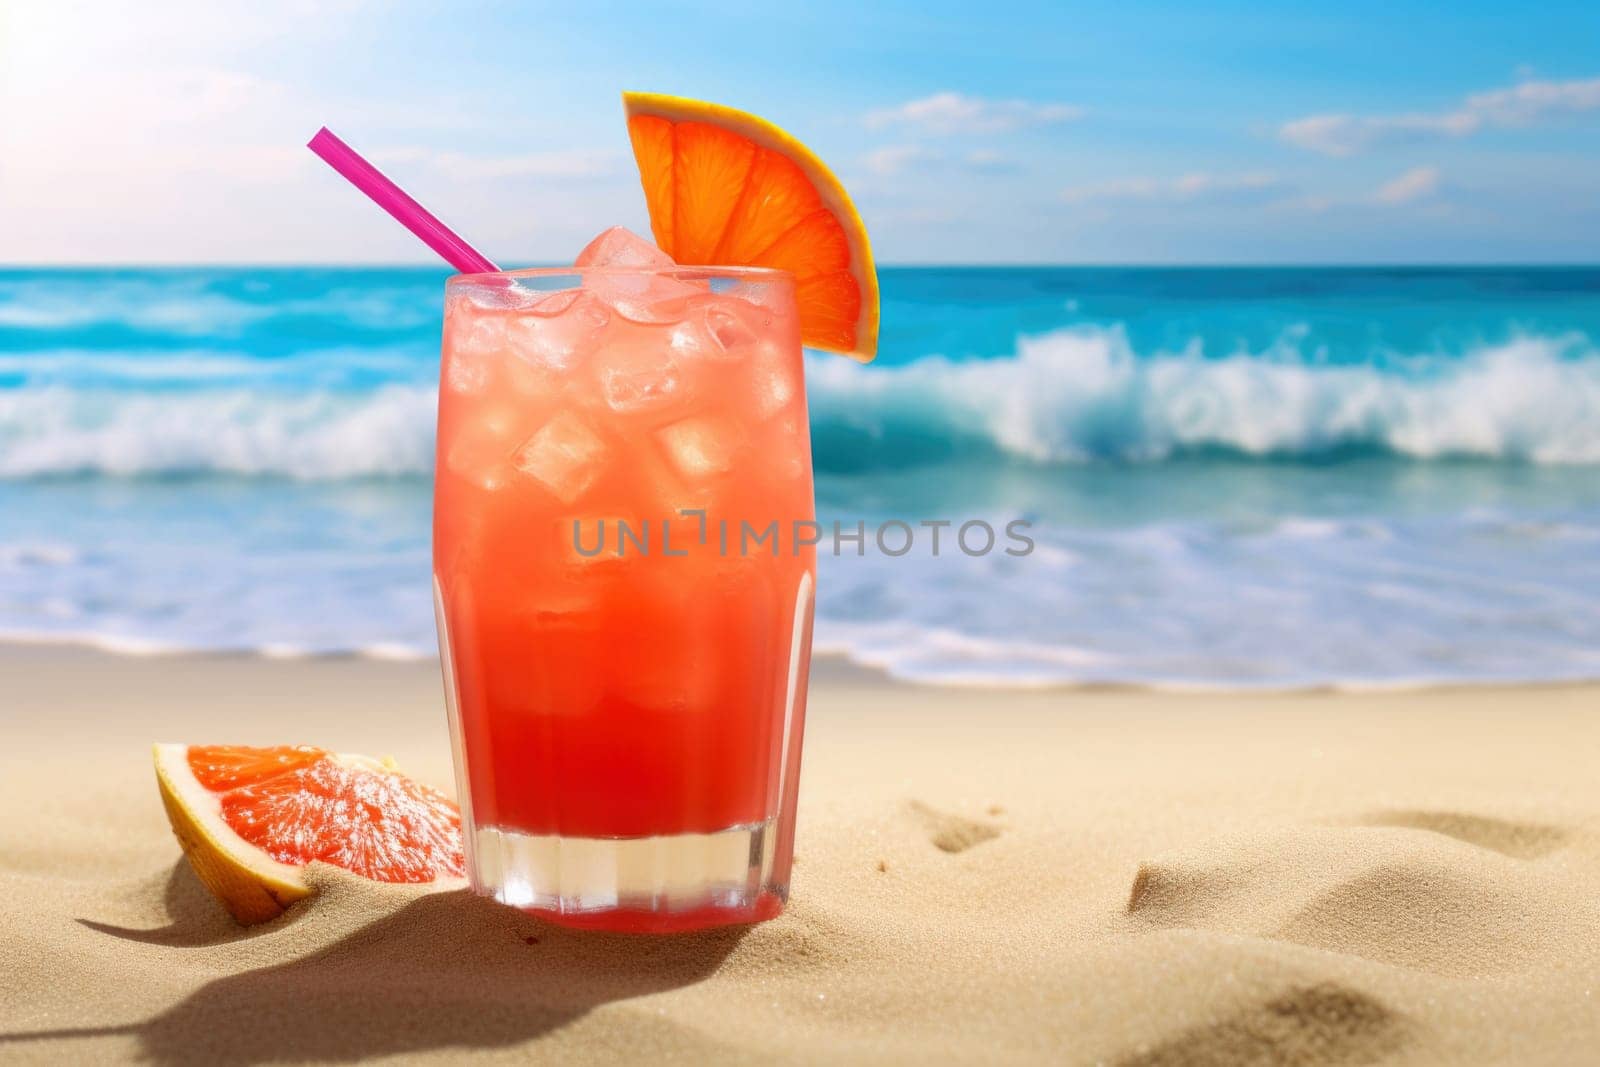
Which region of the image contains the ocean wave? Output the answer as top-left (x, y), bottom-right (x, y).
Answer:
top-left (2, 327), bottom-right (1599, 477)
top-left (806, 326), bottom-right (1600, 468)
top-left (0, 385), bottom-right (437, 478)
top-left (0, 344), bottom-right (434, 388)
top-left (0, 275), bottom-right (439, 336)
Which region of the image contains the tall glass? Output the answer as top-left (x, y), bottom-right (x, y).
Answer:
top-left (432, 266), bottom-right (816, 932)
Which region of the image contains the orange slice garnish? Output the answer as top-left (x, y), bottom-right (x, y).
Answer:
top-left (622, 91), bottom-right (879, 361)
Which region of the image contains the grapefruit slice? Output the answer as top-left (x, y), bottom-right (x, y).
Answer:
top-left (153, 743), bottom-right (465, 925)
top-left (622, 91), bottom-right (880, 361)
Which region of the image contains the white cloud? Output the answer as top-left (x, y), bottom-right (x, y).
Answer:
top-left (1280, 75), bottom-right (1600, 155)
top-left (1280, 113), bottom-right (1475, 157)
top-left (1257, 168), bottom-right (1446, 215)
top-left (863, 144), bottom-right (940, 176)
top-left (962, 148), bottom-right (1013, 172)
top-left (1464, 77), bottom-right (1600, 123)
top-left (1061, 171), bottom-right (1280, 204)
top-left (1373, 165), bottom-right (1442, 205)
top-left (863, 145), bottom-right (1017, 176)
top-left (865, 92), bottom-right (1084, 135)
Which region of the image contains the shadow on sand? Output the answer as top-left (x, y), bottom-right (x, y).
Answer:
top-left (13, 884), bottom-right (747, 1064)
top-left (77, 861), bottom-right (292, 948)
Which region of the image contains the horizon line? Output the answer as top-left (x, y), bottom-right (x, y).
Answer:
top-left (4, 261), bottom-right (1599, 271)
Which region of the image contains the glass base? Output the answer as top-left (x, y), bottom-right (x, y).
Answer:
top-left (471, 820), bottom-right (786, 932)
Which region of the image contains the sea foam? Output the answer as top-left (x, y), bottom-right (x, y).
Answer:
top-left (0, 385), bottom-right (437, 478)
top-left (2, 327), bottom-right (1599, 478)
top-left (806, 326), bottom-right (1600, 468)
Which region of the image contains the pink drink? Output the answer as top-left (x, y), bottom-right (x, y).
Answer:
top-left (433, 232), bottom-right (816, 931)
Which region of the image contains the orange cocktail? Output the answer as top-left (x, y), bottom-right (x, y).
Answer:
top-left (433, 236), bottom-right (815, 931)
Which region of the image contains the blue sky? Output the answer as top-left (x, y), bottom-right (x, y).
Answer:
top-left (2, 0), bottom-right (1598, 263)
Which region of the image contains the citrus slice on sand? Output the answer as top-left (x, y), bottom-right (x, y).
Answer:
top-left (622, 91), bottom-right (880, 361)
top-left (153, 743), bottom-right (465, 925)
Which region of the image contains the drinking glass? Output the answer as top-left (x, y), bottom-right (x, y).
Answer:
top-left (433, 266), bottom-right (815, 932)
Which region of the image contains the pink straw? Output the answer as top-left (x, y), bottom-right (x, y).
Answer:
top-left (307, 127), bottom-right (500, 275)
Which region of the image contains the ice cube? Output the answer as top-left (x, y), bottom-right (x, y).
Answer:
top-left (724, 279), bottom-right (800, 353)
top-left (574, 226), bottom-right (674, 269)
top-left (445, 403), bottom-right (524, 491)
top-left (501, 349), bottom-right (558, 399)
top-left (657, 417), bottom-right (746, 480)
top-left (442, 299), bottom-right (508, 393)
top-left (703, 304), bottom-right (760, 350)
top-left (526, 289), bottom-right (584, 316)
top-left (512, 412), bottom-right (608, 503)
top-left (505, 292), bottom-right (609, 371)
top-left (751, 355), bottom-right (799, 419)
top-left (444, 348), bottom-right (492, 394)
top-left (668, 295), bottom-right (764, 362)
top-left (576, 227), bottom-right (701, 324)
top-left (595, 343), bottom-right (687, 415)
top-left (445, 304), bottom-right (507, 357)
top-left (636, 445), bottom-right (717, 530)
top-left (724, 278), bottom-right (789, 315)
top-left (587, 273), bottom-right (703, 325)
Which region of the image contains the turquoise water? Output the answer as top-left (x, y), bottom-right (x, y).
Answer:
top-left (2, 266), bottom-right (1598, 686)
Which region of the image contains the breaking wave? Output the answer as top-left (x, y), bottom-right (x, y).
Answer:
top-left (2, 326), bottom-right (1599, 478)
top-left (806, 325), bottom-right (1600, 469)
top-left (0, 385), bottom-right (437, 479)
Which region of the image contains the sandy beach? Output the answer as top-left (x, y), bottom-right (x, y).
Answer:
top-left (2, 645), bottom-right (1599, 1065)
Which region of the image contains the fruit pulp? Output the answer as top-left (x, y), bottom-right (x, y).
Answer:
top-left (172, 744), bottom-right (464, 883)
